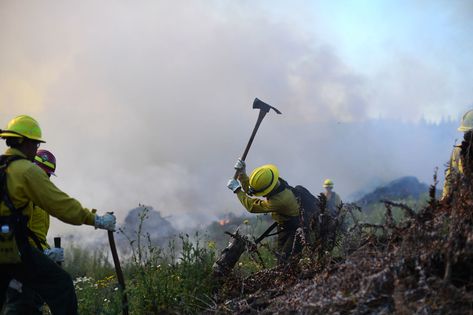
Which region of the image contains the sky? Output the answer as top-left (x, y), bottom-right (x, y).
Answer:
top-left (0, 0), bottom-right (472, 240)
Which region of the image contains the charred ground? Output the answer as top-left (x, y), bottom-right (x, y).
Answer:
top-left (210, 172), bottom-right (473, 314)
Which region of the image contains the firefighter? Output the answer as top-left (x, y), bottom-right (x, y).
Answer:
top-left (227, 159), bottom-right (301, 263)
top-left (442, 109), bottom-right (473, 201)
top-left (3, 149), bottom-right (62, 315)
top-left (0, 115), bottom-right (116, 315)
top-left (322, 179), bottom-right (342, 218)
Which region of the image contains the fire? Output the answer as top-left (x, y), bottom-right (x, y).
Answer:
top-left (218, 219), bottom-right (231, 226)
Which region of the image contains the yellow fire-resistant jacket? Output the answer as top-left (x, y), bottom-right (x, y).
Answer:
top-left (442, 146), bottom-right (462, 200)
top-left (236, 173), bottom-right (299, 225)
top-left (0, 149), bottom-right (96, 239)
top-left (28, 205), bottom-right (50, 250)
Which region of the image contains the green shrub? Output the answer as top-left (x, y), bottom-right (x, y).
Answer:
top-left (125, 233), bottom-right (217, 314)
top-left (66, 206), bottom-right (219, 314)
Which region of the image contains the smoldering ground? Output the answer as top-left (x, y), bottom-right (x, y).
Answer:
top-left (0, 1), bottom-right (472, 242)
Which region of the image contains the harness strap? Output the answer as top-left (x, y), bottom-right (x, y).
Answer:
top-left (26, 227), bottom-right (44, 250)
top-left (266, 178), bottom-right (289, 199)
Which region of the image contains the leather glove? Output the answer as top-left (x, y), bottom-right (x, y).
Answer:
top-left (44, 247), bottom-right (65, 263)
top-left (95, 213), bottom-right (116, 231)
top-left (227, 178), bottom-right (241, 193)
top-left (234, 158), bottom-right (246, 174)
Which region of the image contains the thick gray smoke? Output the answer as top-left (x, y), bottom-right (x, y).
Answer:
top-left (0, 1), bottom-right (471, 242)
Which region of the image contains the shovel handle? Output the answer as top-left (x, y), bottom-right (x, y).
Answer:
top-left (54, 237), bottom-right (62, 266)
top-left (254, 222), bottom-right (278, 244)
top-left (108, 231), bottom-right (129, 315)
top-left (54, 237), bottom-right (61, 248)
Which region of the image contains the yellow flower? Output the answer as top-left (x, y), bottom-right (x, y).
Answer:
top-left (207, 241), bottom-right (216, 250)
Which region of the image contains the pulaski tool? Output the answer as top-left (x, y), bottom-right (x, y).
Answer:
top-left (233, 98), bottom-right (282, 179)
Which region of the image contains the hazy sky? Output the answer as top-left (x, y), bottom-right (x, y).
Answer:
top-left (1, 0), bottom-right (472, 238)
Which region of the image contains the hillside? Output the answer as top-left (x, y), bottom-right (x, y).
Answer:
top-left (356, 176), bottom-right (430, 206)
top-left (211, 177), bottom-right (473, 314)
top-left (115, 206), bottom-right (177, 252)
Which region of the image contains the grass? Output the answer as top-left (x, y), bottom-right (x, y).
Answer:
top-left (62, 208), bottom-right (279, 314)
top-left (64, 232), bottom-right (218, 315)
top-left (59, 196), bottom-right (424, 314)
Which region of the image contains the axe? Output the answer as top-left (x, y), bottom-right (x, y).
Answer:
top-left (233, 98), bottom-right (282, 179)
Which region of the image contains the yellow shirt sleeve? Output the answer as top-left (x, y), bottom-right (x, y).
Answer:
top-left (236, 187), bottom-right (299, 224)
top-left (27, 206), bottom-right (50, 249)
top-left (21, 162), bottom-right (96, 226)
top-left (237, 172), bottom-right (250, 192)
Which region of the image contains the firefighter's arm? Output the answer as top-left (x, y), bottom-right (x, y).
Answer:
top-left (235, 190), bottom-right (274, 213)
top-left (237, 173), bottom-right (250, 192)
top-left (22, 165), bottom-right (96, 226)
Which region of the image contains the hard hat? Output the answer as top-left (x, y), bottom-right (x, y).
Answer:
top-left (0, 115), bottom-right (45, 142)
top-left (248, 164), bottom-right (279, 197)
top-left (34, 149), bottom-right (56, 176)
top-left (458, 110), bottom-right (473, 132)
top-left (323, 179), bottom-right (334, 188)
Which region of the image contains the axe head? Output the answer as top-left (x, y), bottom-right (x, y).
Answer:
top-left (253, 98), bottom-right (282, 115)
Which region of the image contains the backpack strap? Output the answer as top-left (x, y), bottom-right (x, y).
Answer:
top-left (266, 177), bottom-right (292, 199)
top-left (266, 178), bottom-right (301, 230)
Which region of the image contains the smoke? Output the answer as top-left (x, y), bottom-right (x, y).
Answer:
top-left (0, 1), bottom-right (471, 241)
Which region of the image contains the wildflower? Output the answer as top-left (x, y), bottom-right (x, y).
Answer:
top-left (207, 241), bottom-right (216, 250)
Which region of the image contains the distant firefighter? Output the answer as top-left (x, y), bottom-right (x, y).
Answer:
top-left (322, 179), bottom-right (342, 217)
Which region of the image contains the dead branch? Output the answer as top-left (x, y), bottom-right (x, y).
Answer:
top-left (381, 200), bottom-right (417, 219)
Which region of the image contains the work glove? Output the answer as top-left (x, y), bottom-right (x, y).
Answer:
top-left (44, 247), bottom-right (65, 263)
top-left (8, 279), bottom-right (23, 293)
top-left (227, 178), bottom-right (241, 193)
top-left (234, 158), bottom-right (246, 175)
top-left (95, 213), bottom-right (116, 231)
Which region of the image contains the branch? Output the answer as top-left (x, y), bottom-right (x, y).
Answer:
top-left (381, 200), bottom-right (417, 219)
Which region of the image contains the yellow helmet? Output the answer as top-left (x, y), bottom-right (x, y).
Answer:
top-left (323, 179), bottom-right (334, 188)
top-left (248, 164), bottom-right (279, 197)
top-left (458, 110), bottom-right (473, 132)
top-left (0, 115), bottom-right (45, 142)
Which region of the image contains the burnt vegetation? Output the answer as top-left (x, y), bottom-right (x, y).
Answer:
top-left (210, 166), bottom-right (473, 313)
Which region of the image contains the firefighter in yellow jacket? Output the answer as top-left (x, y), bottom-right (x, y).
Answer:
top-left (227, 159), bottom-right (302, 262)
top-left (442, 110), bottom-right (473, 201)
top-left (3, 149), bottom-right (62, 315)
top-left (0, 115), bottom-right (116, 315)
